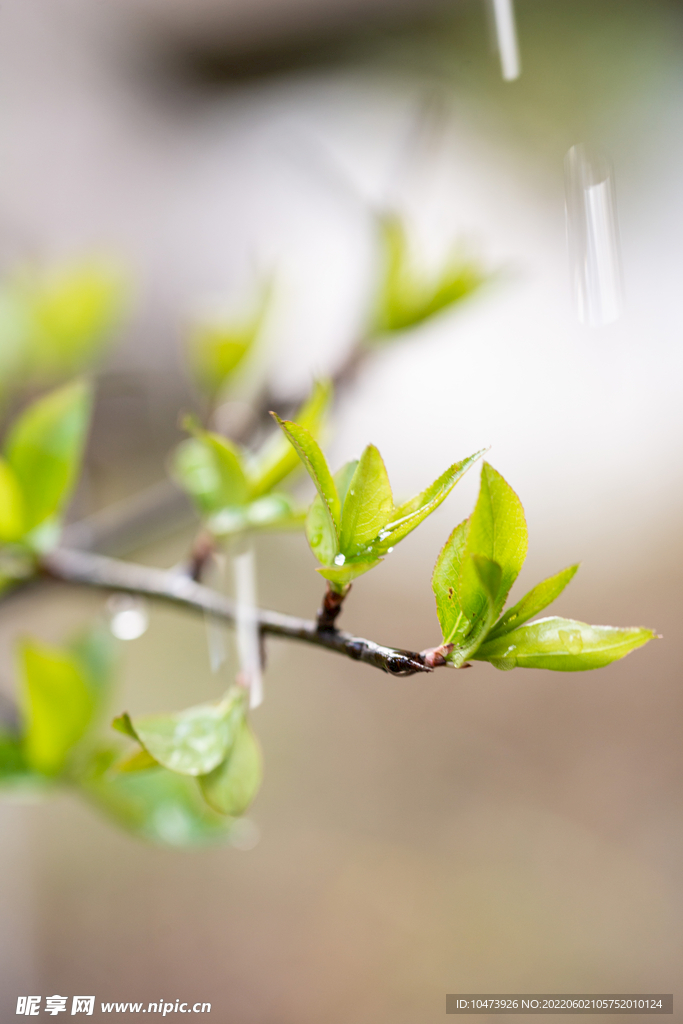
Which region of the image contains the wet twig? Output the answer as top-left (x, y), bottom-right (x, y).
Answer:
top-left (40, 547), bottom-right (441, 677)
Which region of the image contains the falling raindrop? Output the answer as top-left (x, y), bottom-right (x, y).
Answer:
top-left (203, 553), bottom-right (228, 673)
top-left (234, 546), bottom-right (263, 709)
top-left (489, 0), bottom-right (521, 81)
top-left (565, 144), bottom-right (623, 327)
top-left (108, 595), bottom-right (149, 641)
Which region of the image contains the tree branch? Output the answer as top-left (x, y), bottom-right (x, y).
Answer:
top-left (40, 547), bottom-right (436, 677)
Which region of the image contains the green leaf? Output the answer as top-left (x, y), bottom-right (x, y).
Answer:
top-left (125, 692), bottom-right (244, 777)
top-left (173, 417), bottom-right (249, 517)
top-left (306, 494), bottom-right (339, 567)
top-left (339, 445), bottom-right (393, 557)
top-left (19, 639), bottom-right (95, 775)
top-left (116, 747), bottom-right (160, 773)
top-left (81, 754), bottom-right (234, 846)
top-left (199, 719), bottom-right (262, 816)
top-left (372, 213), bottom-right (486, 336)
top-left (187, 289), bottom-right (270, 399)
top-left (112, 712), bottom-right (138, 741)
top-left (22, 260), bottom-right (124, 376)
top-left (487, 565), bottom-right (579, 641)
top-left (201, 432), bottom-right (249, 507)
top-left (209, 493), bottom-right (304, 537)
top-left (4, 380), bottom-right (92, 532)
top-left (458, 462), bottom-right (528, 624)
top-left (0, 729), bottom-right (29, 780)
top-left (317, 558), bottom-right (381, 587)
top-left (471, 554), bottom-right (503, 604)
top-left (273, 417), bottom-right (340, 528)
top-left (247, 380), bottom-right (332, 498)
top-left (474, 617), bottom-right (656, 671)
top-left (334, 459), bottom-right (359, 509)
top-left (376, 450), bottom-right (485, 554)
top-left (432, 520), bottom-right (470, 644)
top-left (0, 458), bottom-right (24, 542)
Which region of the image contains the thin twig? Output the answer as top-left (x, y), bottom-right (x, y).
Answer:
top-left (40, 547), bottom-right (436, 677)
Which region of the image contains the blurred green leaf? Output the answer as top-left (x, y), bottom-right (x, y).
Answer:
top-left (487, 564), bottom-right (579, 641)
top-left (112, 712), bottom-right (138, 740)
top-left (124, 691), bottom-right (244, 777)
top-left (458, 462), bottom-right (527, 625)
top-left (81, 753), bottom-right (234, 846)
top-left (4, 380), bottom-right (92, 535)
top-left (372, 213), bottom-right (486, 336)
top-left (19, 640), bottom-right (95, 775)
top-left (339, 445), bottom-right (393, 556)
top-left (22, 261), bottom-right (124, 376)
top-left (209, 492), bottom-right (304, 536)
top-left (116, 747), bottom-right (160, 773)
top-left (187, 288), bottom-right (270, 399)
top-left (474, 617), bottom-right (655, 671)
top-left (199, 719), bottom-right (262, 816)
top-left (0, 458), bottom-right (25, 542)
top-left (247, 380), bottom-right (331, 499)
top-left (0, 729), bottom-right (28, 780)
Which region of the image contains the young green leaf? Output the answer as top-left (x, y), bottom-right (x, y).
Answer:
top-left (199, 719), bottom-right (262, 816)
top-left (317, 558), bottom-right (381, 587)
top-left (0, 457), bottom-right (24, 542)
top-left (123, 693), bottom-right (244, 777)
top-left (19, 640), bottom-right (95, 775)
top-left (81, 754), bottom-right (233, 846)
top-left (339, 445), bottom-right (393, 556)
top-left (23, 260), bottom-right (124, 376)
top-left (187, 287), bottom-right (270, 399)
top-left (487, 565), bottom-right (579, 641)
top-left (4, 380), bottom-right (92, 532)
top-left (432, 519), bottom-right (469, 645)
top-left (247, 380), bottom-right (332, 498)
top-left (372, 213), bottom-right (486, 336)
top-left (173, 418), bottom-right (248, 517)
top-left (116, 747), bottom-right (160, 773)
top-left (273, 416), bottom-right (341, 529)
top-left (458, 462), bottom-right (527, 624)
top-left (473, 617), bottom-right (655, 671)
top-left (306, 493), bottom-right (340, 567)
top-left (376, 450), bottom-right (485, 554)
top-left (0, 730), bottom-right (29, 780)
top-left (334, 459), bottom-right (359, 509)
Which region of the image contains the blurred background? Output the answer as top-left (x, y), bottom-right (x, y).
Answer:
top-left (1, 0), bottom-right (682, 1020)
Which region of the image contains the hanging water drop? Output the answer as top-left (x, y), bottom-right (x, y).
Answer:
top-left (108, 595), bottom-right (149, 641)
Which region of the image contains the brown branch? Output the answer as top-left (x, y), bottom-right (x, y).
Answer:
top-left (40, 547), bottom-right (437, 677)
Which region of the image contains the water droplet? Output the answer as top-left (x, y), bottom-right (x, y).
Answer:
top-left (108, 595), bottom-right (149, 641)
top-left (559, 629), bottom-right (583, 655)
top-left (378, 529), bottom-right (390, 541)
top-left (334, 553), bottom-right (346, 566)
top-left (387, 547), bottom-right (394, 554)
top-left (349, 489), bottom-right (355, 496)
top-left (491, 656), bottom-right (516, 671)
